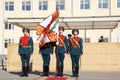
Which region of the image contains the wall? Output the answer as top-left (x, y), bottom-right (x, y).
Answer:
top-left (3, 0), bottom-right (120, 18)
top-left (0, 0), bottom-right (4, 54)
top-left (0, 0), bottom-right (120, 55)
top-left (7, 43), bottom-right (120, 72)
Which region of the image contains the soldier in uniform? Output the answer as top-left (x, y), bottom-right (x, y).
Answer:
top-left (18, 28), bottom-right (34, 77)
top-left (99, 36), bottom-right (105, 42)
top-left (67, 34), bottom-right (72, 47)
top-left (55, 26), bottom-right (68, 77)
top-left (69, 29), bottom-right (83, 77)
top-left (67, 34), bottom-right (72, 39)
top-left (39, 42), bottom-right (54, 76)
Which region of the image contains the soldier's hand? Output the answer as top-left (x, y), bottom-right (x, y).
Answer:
top-left (65, 52), bottom-right (68, 54)
top-left (67, 52), bottom-right (70, 54)
top-left (50, 52), bottom-right (53, 55)
top-left (80, 54), bottom-right (83, 56)
top-left (30, 53), bottom-right (33, 55)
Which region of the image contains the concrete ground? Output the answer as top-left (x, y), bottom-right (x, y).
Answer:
top-left (0, 68), bottom-right (120, 80)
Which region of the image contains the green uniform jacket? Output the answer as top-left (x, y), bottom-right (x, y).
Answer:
top-left (57, 36), bottom-right (69, 54)
top-left (18, 37), bottom-right (34, 54)
top-left (69, 37), bottom-right (83, 55)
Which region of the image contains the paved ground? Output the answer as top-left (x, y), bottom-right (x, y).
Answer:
top-left (0, 69), bottom-right (120, 80)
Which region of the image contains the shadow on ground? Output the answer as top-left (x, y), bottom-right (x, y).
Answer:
top-left (9, 71), bottom-right (72, 77)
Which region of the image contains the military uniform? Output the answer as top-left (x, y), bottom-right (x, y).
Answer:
top-left (69, 29), bottom-right (83, 77)
top-left (40, 43), bottom-right (54, 76)
top-left (55, 34), bottom-right (68, 77)
top-left (18, 35), bottom-right (34, 77)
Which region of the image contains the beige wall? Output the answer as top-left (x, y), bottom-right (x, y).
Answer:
top-left (7, 43), bottom-right (120, 72)
top-left (73, 0), bottom-right (110, 17)
top-left (111, 0), bottom-right (120, 16)
top-left (0, 0), bottom-right (3, 54)
top-left (4, 0), bottom-right (72, 18)
top-left (4, 0), bottom-right (32, 18)
top-left (1, 0), bottom-right (120, 54)
top-left (4, 0), bottom-right (120, 18)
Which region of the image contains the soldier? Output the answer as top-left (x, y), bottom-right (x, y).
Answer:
top-left (55, 26), bottom-right (68, 77)
top-left (39, 42), bottom-right (54, 77)
top-left (67, 34), bottom-right (72, 39)
top-left (18, 28), bottom-right (34, 77)
top-left (69, 29), bottom-right (83, 77)
top-left (99, 36), bottom-right (105, 42)
top-left (67, 34), bottom-right (72, 47)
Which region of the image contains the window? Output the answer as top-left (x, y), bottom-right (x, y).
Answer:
top-left (5, 23), bottom-right (14, 30)
top-left (4, 39), bottom-right (13, 48)
top-left (117, 0), bottom-right (120, 8)
top-left (80, 0), bottom-right (90, 9)
top-left (39, 1), bottom-right (48, 10)
top-left (22, 1), bottom-right (31, 11)
top-left (85, 38), bottom-right (90, 42)
top-left (5, 23), bottom-right (8, 29)
top-left (12, 25), bottom-right (14, 29)
top-left (5, 1), bottom-right (14, 11)
top-left (83, 38), bottom-right (90, 42)
top-left (98, 0), bottom-right (108, 8)
top-left (12, 39), bottom-right (14, 43)
top-left (9, 24), bottom-right (11, 29)
top-left (8, 39), bottom-right (11, 44)
top-left (4, 39), bottom-right (8, 48)
top-left (56, 0), bottom-right (65, 10)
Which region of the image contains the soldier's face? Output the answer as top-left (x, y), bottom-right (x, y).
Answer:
top-left (74, 31), bottom-right (78, 35)
top-left (59, 29), bottom-right (63, 34)
top-left (24, 30), bottom-right (29, 36)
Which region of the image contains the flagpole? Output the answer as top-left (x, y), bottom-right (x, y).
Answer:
top-left (55, 0), bottom-right (60, 75)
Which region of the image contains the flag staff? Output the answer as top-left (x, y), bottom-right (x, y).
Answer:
top-left (55, 0), bottom-right (60, 76)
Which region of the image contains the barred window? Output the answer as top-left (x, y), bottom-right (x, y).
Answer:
top-left (98, 0), bottom-right (108, 9)
top-left (80, 0), bottom-right (90, 9)
top-left (56, 0), bottom-right (65, 10)
top-left (22, 1), bottom-right (31, 11)
top-left (39, 1), bottom-right (48, 10)
top-left (117, 0), bottom-right (120, 8)
top-left (5, 1), bottom-right (14, 11)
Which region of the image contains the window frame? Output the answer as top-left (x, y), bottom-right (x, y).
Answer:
top-left (39, 0), bottom-right (48, 10)
top-left (117, 0), bottom-right (120, 8)
top-left (80, 0), bottom-right (90, 9)
top-left (56, 0), bottom-right (65, 10)
top-left (4, 39), bottom-right (8, 48)
top-left (98, 0), bottom-right (108, 9)
top-left (5, 23), bottom-right (14, 30)
top-left (5, 1), bottom-right (14, 11)
top-left (22, 1), bottom-right (31, 11)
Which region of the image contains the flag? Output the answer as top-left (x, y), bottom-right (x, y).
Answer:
top-left (36, 9), bottom-right (59, 47)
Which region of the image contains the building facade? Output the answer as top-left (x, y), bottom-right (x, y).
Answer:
top-left (0, 0), bottom-right (120, 54)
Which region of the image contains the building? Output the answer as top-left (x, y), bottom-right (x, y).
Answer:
top-left (0, 0), bottom-right (120, 55)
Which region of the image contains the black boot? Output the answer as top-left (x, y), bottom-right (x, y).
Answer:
top-left (75, 66), bottom-right (79, 77)
top-left (56, 66), bottom-right (61, 76)
top-left (41, 66), bottom-right (46, 76)
top-left (60, 66), bottom-right (63, 77)
top-left (45, 66), bottom-right (49, 76)
top-left (25, 66), bottom-right (29, 77)
top-left (20, 66), bottom-right (26, 77)
top-left (72, 66), bottom-right (75, 77)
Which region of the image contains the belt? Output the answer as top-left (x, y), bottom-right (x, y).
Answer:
top-left (72, 46), bottom-right (77, 48)
top-left (22, 46), bottom-right (30, 48)
top-left (58, 45), bottom-right (64, 46)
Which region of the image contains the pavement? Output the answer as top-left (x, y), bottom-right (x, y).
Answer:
top-left (0, 69), bottom-right (120, 80)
